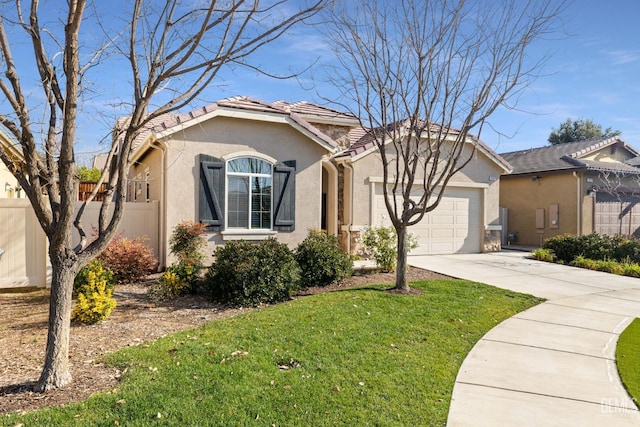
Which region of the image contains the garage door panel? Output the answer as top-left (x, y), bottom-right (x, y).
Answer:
top-left (432, 215), bottom-right (454, 225)
top-left (595, 193), bottom-right (640, 237)
top-left (432, 228), bottom-right (454, 238)
top-left (374, 185), bottom-right (481, 254)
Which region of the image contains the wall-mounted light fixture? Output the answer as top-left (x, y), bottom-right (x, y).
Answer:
top-left (531, 175), bottom-right (540, 181)
top-left (587, 186), bottom-right (597, 197)
top-left (5, 182), bottom-right (11, 192)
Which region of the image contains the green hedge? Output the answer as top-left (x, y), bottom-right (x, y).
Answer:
top-left (542, 233), bottom-right (640, 264)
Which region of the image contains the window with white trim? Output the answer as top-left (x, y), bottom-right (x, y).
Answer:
top-left (226, 157), bottom-right (272, 229)
top-left (199, 154), bottom-right (295, 232)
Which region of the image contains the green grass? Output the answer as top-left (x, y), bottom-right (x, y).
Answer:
top-left (617, 318), bottom-right (640, 408)
top-left (2, 279), bottom-right (542, 426)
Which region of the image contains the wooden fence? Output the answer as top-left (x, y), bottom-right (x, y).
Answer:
top-left (0, 200), bottom-right (159, 289)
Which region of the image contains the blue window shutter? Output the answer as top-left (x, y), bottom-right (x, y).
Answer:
top-left (199, 154), bottom-right (224, 229)
top-left (273, 160), bottom-right (296, 231)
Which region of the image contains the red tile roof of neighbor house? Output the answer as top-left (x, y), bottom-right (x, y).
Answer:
top-left (500, 137), bottom-right (640, 175)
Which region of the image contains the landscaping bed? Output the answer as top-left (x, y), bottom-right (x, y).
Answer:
top-left (0, 267), bottom-right (445, 415)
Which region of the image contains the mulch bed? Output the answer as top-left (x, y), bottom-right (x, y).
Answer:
top-left (0, 267), bottom-right (447, 415)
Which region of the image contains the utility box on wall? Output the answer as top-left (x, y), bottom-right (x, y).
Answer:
top-left (535, 208), bottom-right (545, 229)
top-left (549, 204), bottom-right (559, 229)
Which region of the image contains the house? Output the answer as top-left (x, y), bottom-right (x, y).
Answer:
top-left (127, 96), bottom-right (511, 267)
top-left (0, 131), bottom-right (25, 199)
top-left (499, 137), bottom-right (640, 247)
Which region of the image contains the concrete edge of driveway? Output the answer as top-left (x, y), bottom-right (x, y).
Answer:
top-left (408, 251), bottom-right (640, 427)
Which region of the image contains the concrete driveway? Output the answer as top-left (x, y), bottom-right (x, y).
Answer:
top-left (409, 250), bottom-right (640, 426)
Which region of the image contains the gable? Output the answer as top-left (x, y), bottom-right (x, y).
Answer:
top-left (130, 97), bottom-right (340, 162)
top-left (335, 124), bottom-right (511, 175)
top-left (501, 137), bottom-right (640, 176)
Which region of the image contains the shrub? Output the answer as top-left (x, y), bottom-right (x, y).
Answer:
top-left (595, 259), bottom-right (625, 275)
top-left (148, 268), bottom-right (190, 301)
top-left (71, 268), bottom-right (117, 324)
top-left (623, 262), bottom-right (640, 278)
top-left (542, 234), bottom-right (581, 264)
top-left (166, 221), bottom-right (208, 293)
top-left (361, 226), bottom-right (418, 272)
top-left (578, 233), bottom-right (615, 261)
top-left (98, 235), bottom-right (158, 283)
top-left (612, 236), bottom-right (640, 264)
top-left (74, 259), bottom-right (114, 298)
top-left (531, 248), bottom-right (555, 263)
top-left (295, 229), bottom-right (353, 287)
top-left (204, 239), bottom-right (300, 307)
top-left (169, 221), bottom-right (207, 266)
top-left (570, 255), bottom-right (597, 270)
top-left (543, 233), bottom-right (640, 265)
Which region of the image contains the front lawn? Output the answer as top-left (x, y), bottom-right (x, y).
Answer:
top-left (2, 279), bottom-right (541, 426)
top-left (617, 318), bottom-right (640, 409)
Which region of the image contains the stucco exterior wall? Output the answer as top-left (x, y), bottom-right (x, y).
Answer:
top-left (500, 172), bottom-right (579, 246)
top-left (133, 116), bottom-right (330, 265)
top-left (346, 143), bottom-right (505, 252)
top-left (0, 164), bottom-right (24, 199)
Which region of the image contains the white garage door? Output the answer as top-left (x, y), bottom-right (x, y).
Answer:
top-left (374, 185), bottom-right (482, 255)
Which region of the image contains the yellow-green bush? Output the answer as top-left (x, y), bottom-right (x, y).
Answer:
top-left (72, 271), bottom-right (117, 324)
top-left (74, 259), bottom-right (114, 298)
top-left (531, 248), bottom-right (556, 262)
top-left (148, 269), bottom-right (190, 301)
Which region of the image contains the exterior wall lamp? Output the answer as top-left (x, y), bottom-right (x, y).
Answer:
top-left (5, 182), bottom-right (11, 192)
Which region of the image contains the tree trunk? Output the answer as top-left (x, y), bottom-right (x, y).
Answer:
top-left (35, 256), bottom-right (76, 392)
top-left (395, 226), bottom-right (410, 292)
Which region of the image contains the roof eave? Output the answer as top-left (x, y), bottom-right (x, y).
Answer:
top-left (146, 106), bottom-right (337, 154)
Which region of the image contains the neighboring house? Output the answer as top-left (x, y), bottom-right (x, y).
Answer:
top-left (128, 96), bottom-right (510, 267)
top-left (499, 137), bottom-right (640, 247)
top-left (0, 131), bottom-right (26, 199)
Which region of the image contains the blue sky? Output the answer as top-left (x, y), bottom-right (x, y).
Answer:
top-left (204, 0), bottom-right (640, 156)
top-left (3, 1), bottom-right (639, 162)
top-left (206, 0), bottom-right (640, 157)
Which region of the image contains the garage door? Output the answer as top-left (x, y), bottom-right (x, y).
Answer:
top-left (595, 192), bottom-right (640, 237)
top-left (373, 185), bottom-right (482, 254)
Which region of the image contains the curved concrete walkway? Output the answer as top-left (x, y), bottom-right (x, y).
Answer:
top-left (409, 251), bottom-right (640, 426)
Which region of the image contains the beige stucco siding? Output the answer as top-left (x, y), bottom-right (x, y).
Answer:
top-left (346, 143), bottom-right (505, 254)
top-left (134, 116), bottom-right (330, 265)
top-left (349, 146), bottom-right (504, 229)
top-left (500, 173), bottom-right (579, 246)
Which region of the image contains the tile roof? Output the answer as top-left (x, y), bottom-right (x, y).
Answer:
top-left (272, 100), bottom-right (358, 123)
top-left (334, 120), bottom-right (511, 172)
top-left (500, 137), bottom-right (640, 175)
top-left (126, 96), bottom-right (342, 154)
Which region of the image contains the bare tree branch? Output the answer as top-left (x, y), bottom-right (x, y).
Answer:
top-left (0, 0), bottom-right (329, 392)
top-left (322, 0), bottom-right (566, 290)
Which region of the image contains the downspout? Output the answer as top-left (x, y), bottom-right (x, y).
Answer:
top-left (573, 171), bottom-right (581, 235)
top-left (146, 141), bottom-right (167, 269)
top-left (345, 161), bottom-right (355, 254)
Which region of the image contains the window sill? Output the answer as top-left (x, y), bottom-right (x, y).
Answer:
top-left (221, 229), bottom-right (277, 241)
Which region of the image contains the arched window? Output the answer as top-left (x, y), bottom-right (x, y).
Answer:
top-left (199, 154), bottom-right (295, 233)
top-left (226, 157), bottom-right (272, 229)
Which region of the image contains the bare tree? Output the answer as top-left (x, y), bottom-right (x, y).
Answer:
top-left (322, 0), bottom-right (566, 291)
top-left (0, 0), bottom-right (328, 391)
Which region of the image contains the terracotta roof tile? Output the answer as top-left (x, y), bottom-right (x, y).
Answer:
top-left (126, 96), bottom-right (348, 154)
top-left (272, 100), bottom-right (357, 122)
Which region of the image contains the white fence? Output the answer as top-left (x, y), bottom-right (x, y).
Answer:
top-left (0, 200), bottom-right (159, 289)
